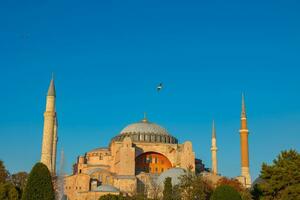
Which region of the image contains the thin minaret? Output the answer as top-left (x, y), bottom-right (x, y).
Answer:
top-left (210, 120), bottom-right (218, 175)
top-left (239, 94), bottom-right (251, 187)
top-left (51, 117), bottom-right (58, 174)
top-left (41, 77), bottom-right (57, 175)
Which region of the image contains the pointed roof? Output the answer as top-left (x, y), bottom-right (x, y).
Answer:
top-left (47, 77), bottom-right (56, 97)
top-left (241, 93), bottom-right (246, 118)
top-left (212, 120), bottom-right (216, 138)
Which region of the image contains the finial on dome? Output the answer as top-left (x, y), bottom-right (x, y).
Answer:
top-left (142, 112), bottom-right (148, 123)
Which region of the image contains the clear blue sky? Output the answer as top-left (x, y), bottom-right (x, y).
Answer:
top-left (0, 0), bottom-right (299, 181)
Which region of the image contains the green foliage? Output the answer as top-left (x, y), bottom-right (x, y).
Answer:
top-left (217, 177), bottom-right (252, 200)
top-left (163, 177), bottom-right (173, 200)
top-left (0, 182), bottom-right (19, 200)
top-left (10, 172), bottom-right (28, 192)
top-left (251, 184), bottom-right (263, 200)
top-left (240, 190), bottom-right (253, 200)
top-left (171, 185), bottom-right (181, 200)
top-left (99, 194), bottom-right (123, 200)
top-left (178, 171), bottom-right (213, 200)
top-left (217, 177), bottom-right (244, 192)
top-left (128, 194), bottom-right (150, 200)
top-left (211, 185), bottom-right (242, 200)
top-left (98, 193), bottom-right (153, 200)
top-left (21, 163), bottom-right (55, 200)
top-left (0, 161), bottom-right (9, 184)
top-left (280, 184), bottom-right (300, 200)
top-left (254, 149), bottom-right (300, 200)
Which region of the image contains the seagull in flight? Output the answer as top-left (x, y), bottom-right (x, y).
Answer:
top-left (157, 83), bottom-right (163, 92)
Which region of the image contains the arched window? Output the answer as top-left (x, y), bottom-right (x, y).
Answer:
top-left (135, 152), bottom-right (172, 174)
top-left (139, 134), bottom-right (144, 141)
top-left (145, 135), bottom-right (150, 142)
top-left (151, 135), bottom-right (155, 142)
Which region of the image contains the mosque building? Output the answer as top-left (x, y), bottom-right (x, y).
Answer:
top-left (40, 78), bottom-right (251, 200)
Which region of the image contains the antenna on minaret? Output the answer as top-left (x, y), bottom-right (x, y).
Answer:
top-left (241, 92), bottom-right (246, 118)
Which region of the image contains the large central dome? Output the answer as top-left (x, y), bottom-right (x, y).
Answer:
top-left (120, 118), bottom-right (169, 135)
top-left (110, 117), bottom-right (178, 144)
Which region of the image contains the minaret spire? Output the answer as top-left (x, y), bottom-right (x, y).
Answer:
top-left (239, 93), bottom-right (251, 187)
top-left (241, 93), bottom-right (246, 118)
top-left (47, 76), bottom-right (56, 97)
top-left (41, 77), bottom-right (57, 175)
top-left (211, 120), bottom-right (218, 175)
top-left (212, 120), bottom-right (216, 138)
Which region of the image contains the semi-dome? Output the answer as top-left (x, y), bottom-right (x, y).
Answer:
top-left (156, 168), bottom-right (186, 187)
top-left (93, 184), bottom-right (119, 192)
top-left (120, 118), bottom-right (169, 135)
top-left (111, 117), bottom-right (178, 144)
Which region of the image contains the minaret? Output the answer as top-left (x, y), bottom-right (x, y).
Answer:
top-left (51, 117), bottom-right (58, 174)
top-left (41, 77), bottom-right (56, 175)
top-left (210, 120), bottom-right (218, 175)
top-left (239, 94), bottom-right (251, 187)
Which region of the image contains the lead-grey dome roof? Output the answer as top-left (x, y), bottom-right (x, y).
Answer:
top-left (93, 184), bottom-right (119, 192)
top-left (156, 168), bottom-right (186, 187)
top-left (110, 118), bottom-right (178, 144)
top-left (120, 119), bottom-right (169, 135)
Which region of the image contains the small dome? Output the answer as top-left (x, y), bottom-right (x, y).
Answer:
top-left (86, 168), bottom-right (110, 175)
top-left (121, 118), bottom-right (169, 135)
top-left (94, 184), bottom-right (119, 192)
top-left (156, 168), bottom-right (186, 187)
top-left (89, 147), bottom-right (109, 152)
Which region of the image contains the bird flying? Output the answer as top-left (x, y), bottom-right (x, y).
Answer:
top-left (157, 83), bottom-right (163, 92)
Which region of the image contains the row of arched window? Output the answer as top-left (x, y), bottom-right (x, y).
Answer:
top-left (113, 133), bottom-right (178, 144)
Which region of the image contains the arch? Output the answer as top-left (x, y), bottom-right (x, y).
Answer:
top-left (135, 152), bottom-right (172, 174)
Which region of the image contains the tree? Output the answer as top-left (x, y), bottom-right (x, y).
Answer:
top-left (11, 172), bottom-right (28, 191)
top-left (98, 194), bottom-right (128, 200)
top-left (129, 194), bottom-right (150, 200)
top-left (251, 184), bottom-right (263, 200)
top-left (217, 177), bottom-right (252, 200)
top-left (0, 182), bottom-right (19, 200)
top-left (21, 163), bottom-right (55, 200)
top-left (11, 172), bottom-right (28, 198)
top-left (211, 185), bottom-right (242, 200)
top-left (280, 183), bottom-right (300, 200)
top-left (254, 149), bottom-right (300, 200)
top-left (172, 185), bottom-right (181, 200)
top-left (178, 171), bottom-right (213, 200)
top-left (163, 177), bottom-right (173, 200)
top-left (146, 176), bottom-right (161, 200)
top-left (0, 160), bottom-right (9, 184)
top-left (217, 177), bottom-right (244, 192)
top-left (239, 190), bottom-right (253, 200)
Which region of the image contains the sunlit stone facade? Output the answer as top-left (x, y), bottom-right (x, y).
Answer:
top-left (39, 79), bottom-right (252, 199)
top-left (64, 118), bottom-right (201, 200)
